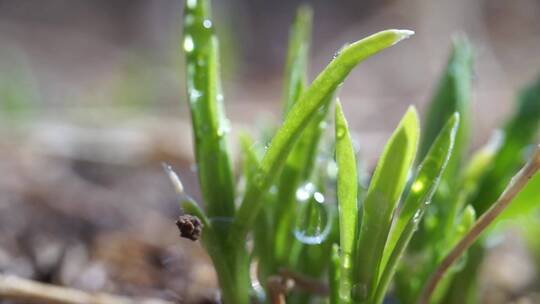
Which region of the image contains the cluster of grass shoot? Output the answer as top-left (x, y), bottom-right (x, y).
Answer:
top-left (174, 0), bottom-right (540, 303)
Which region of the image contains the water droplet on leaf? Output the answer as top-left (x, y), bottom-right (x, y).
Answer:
top-left (183, 35), bottom-right (194, 53)
top-left (203, 19), bottom-right (212, 29)
top-left (336, 127), bottom-right (345, 139)
top-left (294, 183), bottom-right (332, 245)
top-left (186, 0), bottom-right (197, 9)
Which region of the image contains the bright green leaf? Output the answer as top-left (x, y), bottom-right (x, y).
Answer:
top-left (183, 0), bottom-right (236, 219)
top-left (354, 106), bottom-right (420, 303)
top-left (283, 5), bottom-right (313, 115)
top-left (232, 29), bottom-right (415, 242)
top-left (335, 100), bottom-right (358, 303)
top-left (375, 113), bottom-right (459, 304)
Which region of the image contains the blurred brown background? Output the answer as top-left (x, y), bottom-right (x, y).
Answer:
top-left (0, 0), bottom-right (539, 303)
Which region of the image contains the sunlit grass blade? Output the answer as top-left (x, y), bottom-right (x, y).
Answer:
top-left (283, 5), bottom-right (313, 115)
top-left (354, 106), bottom-right (420, 303)
top-left (353, 107), bottom-right (420, 303)
top-left (183, 0), bottom-right (235, 219)
top-left (335, 100), bottom-right (358, 304)
top-left (374, 113), bottom-right (459, 304)
top-left (232, 29), bottom-right (415, 241)
top-left (471, 75), bottom-right (540, 214)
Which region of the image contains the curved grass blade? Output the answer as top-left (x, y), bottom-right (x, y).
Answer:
top-left (419, 36), bottom-right (472, 163)
top-left (283, 5), bottom-right (313, 115)
top-left (416, 36), bottom-right (473, 251)
top-left (354, 106), bottom-right (420, 303)
top-left (471, 75), bottom-right (540, 214)
top-left (183, 0), bottom-right (236, 219)
top-left (232, 29), bottom-right (415, 241)
top-left (374, 113), bottom-right (460, 304)
top-left (335, 100), bottom-right (358, 304)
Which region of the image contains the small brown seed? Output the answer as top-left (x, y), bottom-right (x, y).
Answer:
top-left (175, 215), bottom-right (203, 241)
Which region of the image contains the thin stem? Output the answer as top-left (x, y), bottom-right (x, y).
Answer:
top-left (418, 144), bottom-right (540, 304)
top-left (267, 275), bottom-right (292, 304)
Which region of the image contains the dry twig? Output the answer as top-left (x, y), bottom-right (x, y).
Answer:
top-left (418, 144), bottom-right (540, 304)
top-left (0, 274), bottom-right (174, 304)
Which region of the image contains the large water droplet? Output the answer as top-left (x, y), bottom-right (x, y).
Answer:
top-left (294, 183), bottom-right (332, 245)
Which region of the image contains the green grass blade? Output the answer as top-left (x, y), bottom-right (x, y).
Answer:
top-left (283, 5), bottom-right (313, 115)
top-left (416, 36), bottom-right (473, 248)
top-left (374, 113), bottom-right (459, 304)
top-left (419, 36), bottom-right (472, 163)
top-left (354, 106), bottom-right (420, 303)
top-left (183, 0), bottom-right (235, 219)
top-left (335, 100), bottom-right (358, 304)
top-left (273, 7), bottom-right (322, 265)
top-left (329, 244), bottom-right (341, 304)
top-left (239, 133), bottom-right (261, 189)
top-left (273, 96), bottom-right (332, 266)
top-left (232, 29), bottom-right (415, 241)
top-left (471, 75), bottom-right (540, 214)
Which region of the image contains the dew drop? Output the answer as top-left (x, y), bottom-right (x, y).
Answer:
top-left (184, 15), bottom-right (195, 26)
top-left (326, 161), bottom-right (338, 179)
top-left (336, 127), bottom-right (345, 139)
top-left (217, 119), bottom-right (231, 137)
top-left (413, 209), bottom-right (423, 223)
top-left (189, 89), bottom-right (202, 101)
top-left (186, 0), bottom-right (197, 9)
top-left (183, 35), bottom-right (194, 53)
top-left (411, 180), bottom-right (424, 193)
top-left (294, 183), bottom-right (332, 245)
top-left (203, 19), bottom-right (212, 29)
top-left (162, 163), bottom-right (184, 194)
